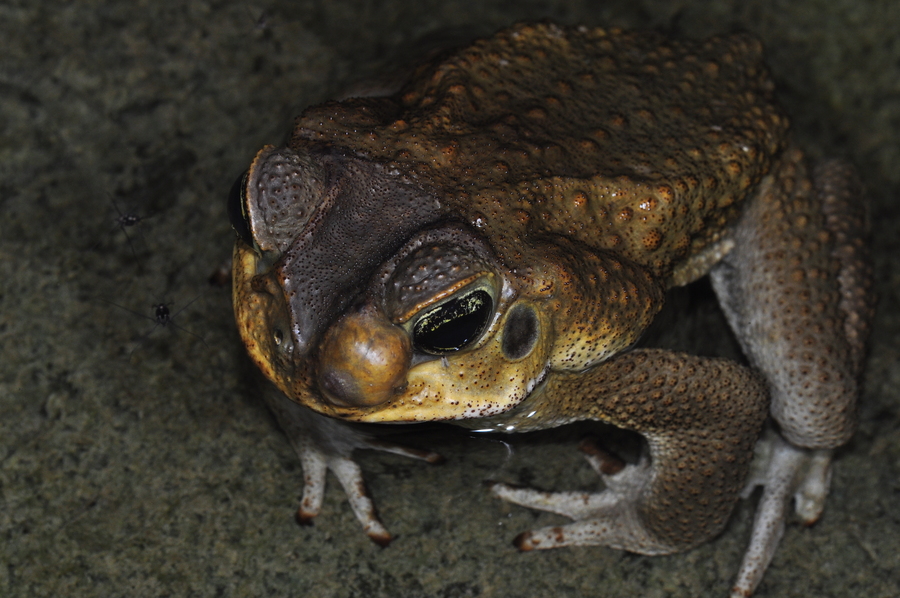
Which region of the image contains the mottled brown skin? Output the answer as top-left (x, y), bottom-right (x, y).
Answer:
top-left (294, 25), bottom-right (786, 279)
top-left (481, 349), bottom-right (769, 550)
top-left (231, 22), bottom-right (873, 598)
top-left (710, 151), bottom-right (871, 449)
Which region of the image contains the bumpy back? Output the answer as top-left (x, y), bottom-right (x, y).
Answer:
top-left (293, 23), bottom-right (789, 277)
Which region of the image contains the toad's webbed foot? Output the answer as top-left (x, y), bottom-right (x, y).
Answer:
top-left (490, 441), bottom-right (672, 554)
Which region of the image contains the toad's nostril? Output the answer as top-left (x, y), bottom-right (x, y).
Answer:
top-left (317, 307), bottom-right (412, 408)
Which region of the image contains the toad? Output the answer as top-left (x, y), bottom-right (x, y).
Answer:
top-left (230, 23), bottom-right (873, 597)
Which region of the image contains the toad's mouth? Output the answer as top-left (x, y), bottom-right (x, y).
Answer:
top-left (288, 359), bottom-right (551, 425)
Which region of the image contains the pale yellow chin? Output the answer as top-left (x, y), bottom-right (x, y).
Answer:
top-left (325, 332), bottom-right (550, 423)
top-left (324, 372), bottom-right (539, 423)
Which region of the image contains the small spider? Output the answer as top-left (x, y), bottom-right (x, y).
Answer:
top-left (151, 302), bottom-right (174, 327)
top-left (92, 197), bottom-right (154, 262)
top-left (105, 293), bottom-right (207, 353)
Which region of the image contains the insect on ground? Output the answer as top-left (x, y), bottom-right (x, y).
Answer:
top-left (91, 197), bottom-right (156, 263)
top-left (104, 292), bottom-right (208, 355)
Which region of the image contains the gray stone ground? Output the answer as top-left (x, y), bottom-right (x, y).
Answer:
top-left (2, 0), bottom-right (899, 596)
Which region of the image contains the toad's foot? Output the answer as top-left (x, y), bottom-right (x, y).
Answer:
top-left (264, 387), bottom-right (441, 546)
top-left (295, 433), bottom-right (441, 545)
top-left (730, 429), bottom-right (832, 598)
top-left (489, 440), bottom-right (673, 555)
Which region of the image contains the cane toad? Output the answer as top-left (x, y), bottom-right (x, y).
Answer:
top-left (230, 23), bottom-right (872, 597)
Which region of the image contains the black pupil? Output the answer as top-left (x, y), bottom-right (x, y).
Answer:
top-left (228, 170), bottom-right (253, 246)
top-left (413, 290), bottom-right (492, 355)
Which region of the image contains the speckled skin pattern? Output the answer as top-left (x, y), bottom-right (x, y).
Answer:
top-left (294, 25), bottom-right (785, 279)
top-left (711, 153), bottom-right (871, 449)
top-left (485, 349), bottom-right (769, 551)
top-left (231, 22), bottom-right (873, 597)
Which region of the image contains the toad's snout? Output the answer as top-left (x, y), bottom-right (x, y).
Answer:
top-left (317, 307), bottom-right (411, 408)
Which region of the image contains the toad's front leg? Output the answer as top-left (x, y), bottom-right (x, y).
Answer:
top-left (488, 349), bottom-right (769, 555)
top-left (262, 385), bottom-right (442, 546)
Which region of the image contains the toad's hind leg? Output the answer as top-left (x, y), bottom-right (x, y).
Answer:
top-left (710, 151), bottom-right (873, 597)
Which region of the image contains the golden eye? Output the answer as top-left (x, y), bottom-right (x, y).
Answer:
top-left (412, 289), bottom-right (492, 355)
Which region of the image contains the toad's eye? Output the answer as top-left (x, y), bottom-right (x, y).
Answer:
top-left (412, 289), bottom-right (493, 355)
top-left (228, 170), bottom-right (254, 248)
